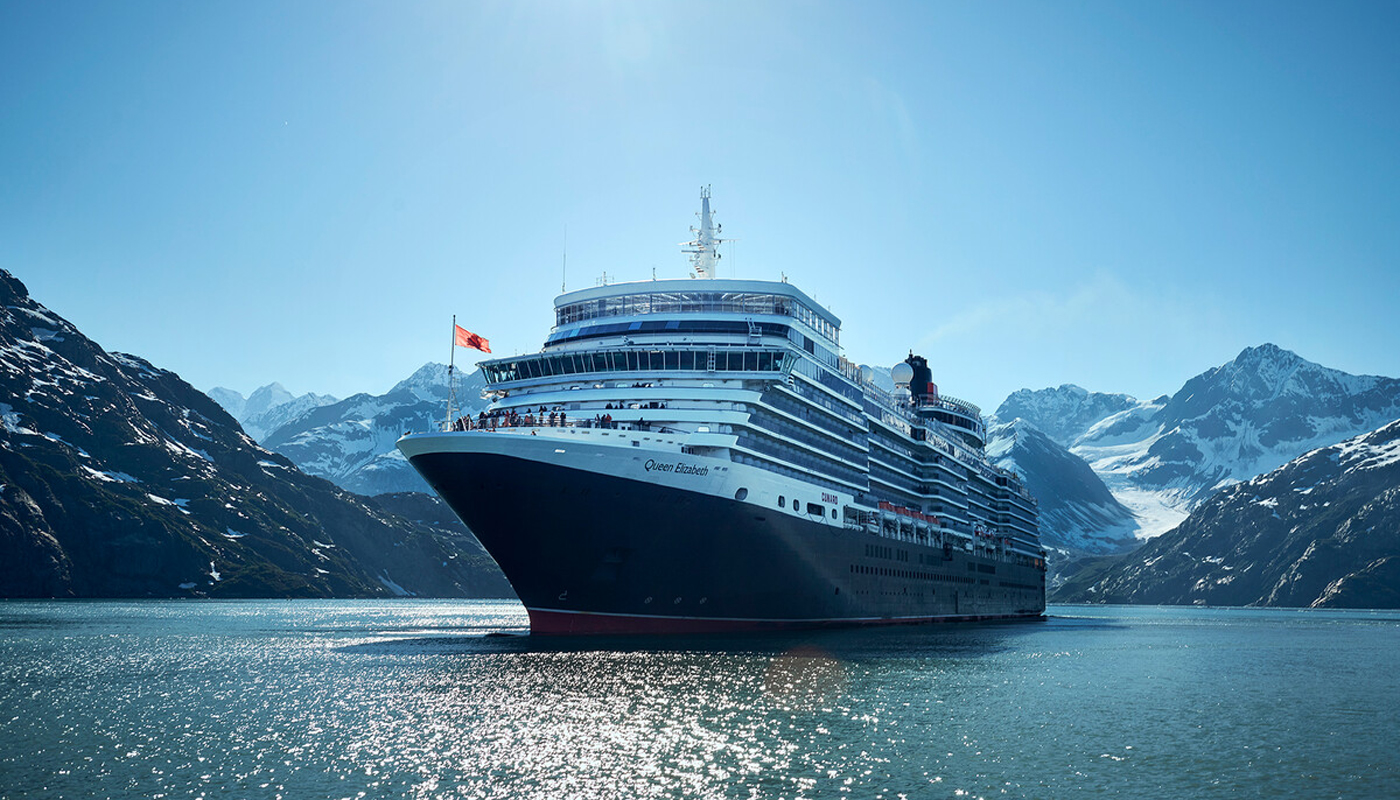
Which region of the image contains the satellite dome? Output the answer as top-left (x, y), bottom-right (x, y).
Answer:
top-left (859, 365), bottom-right (873, 384)
top-left (891, 362), bottom-right (914, 387)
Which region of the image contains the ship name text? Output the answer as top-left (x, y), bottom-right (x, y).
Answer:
top-left (644, 459), bottom-right (710, 477)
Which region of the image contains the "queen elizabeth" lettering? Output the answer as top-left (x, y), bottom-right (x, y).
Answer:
top-left (643, 459), bottom-right (710, 477)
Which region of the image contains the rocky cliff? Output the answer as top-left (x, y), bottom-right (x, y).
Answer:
top-left (0, 269), bottom-right (510, 598)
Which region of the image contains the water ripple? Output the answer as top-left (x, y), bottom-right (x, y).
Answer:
top-left (1, 601), bottom-right (1397, 798)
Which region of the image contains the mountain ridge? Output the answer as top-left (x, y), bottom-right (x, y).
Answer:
top-left (209, 382), bottom-right (340, 441)
top-left (985, 418), bottom-right (1137, 556)
top-left (257, 365), bottom-right (487, 496)
top-left (997, 344), bottom-right (1400, 540)
top-left (1054, 417), bottom-right (1400, 608)
top-left (0, 268), bottom-right (510, 599)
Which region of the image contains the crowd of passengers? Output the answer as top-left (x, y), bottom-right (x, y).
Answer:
top-left (450, 404), bottom-right (666, 432)
top-left (449, 396), bottom-right (681, 432)
top-left (451, 406), bottom-right (568, 431)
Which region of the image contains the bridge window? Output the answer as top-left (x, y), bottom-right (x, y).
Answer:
top-left (482, 347), bottom-right (792, 384)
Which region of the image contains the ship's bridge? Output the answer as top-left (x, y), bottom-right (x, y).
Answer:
top-left (550, 278), bottom-right (840, 348)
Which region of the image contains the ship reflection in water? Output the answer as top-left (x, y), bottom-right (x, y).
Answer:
top-left (2, 600), bottom-right (1397, 799)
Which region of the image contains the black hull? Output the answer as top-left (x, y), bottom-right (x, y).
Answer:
top-left (408, 451), bottom-right (1046, 634)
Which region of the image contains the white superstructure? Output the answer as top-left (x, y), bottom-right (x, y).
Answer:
top-left (438, 190), bottom-right (1043, 570)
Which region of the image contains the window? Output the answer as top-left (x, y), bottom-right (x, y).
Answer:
top-left (792, 498), bottom-right (799, 511)
top-left (778, 495), bottom-right (785, 508)
top-left (734, 488), bottom-right (748, 501)
top-left (482, 347), bottom-right (791, 384)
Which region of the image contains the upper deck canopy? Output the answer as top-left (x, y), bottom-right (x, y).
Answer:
top-left (553, 278), bottom-right (841, 342)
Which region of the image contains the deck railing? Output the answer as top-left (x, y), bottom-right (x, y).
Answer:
top-left (440, 413), bottom-right (683, 437)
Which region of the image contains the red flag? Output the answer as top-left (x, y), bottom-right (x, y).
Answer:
top-left (454, 325), bottom-right (491, 353)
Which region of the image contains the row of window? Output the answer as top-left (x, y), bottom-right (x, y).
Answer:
top-left (747, 409), bottom-right (868, 471)
top-left (733, 451), bottom-right (852, 501)
top-left (927, 408), bottom-right (984, 437)
top-left (812, 361), bottom-right (864, 403)
top-left (868, 425), bottom-right (980, 481)
top-left (865, 543), bottom-right (900, 560)
top-left (869, 435), bottom-right (970, 484)
top-left (482, 347), bottom-right (793, 384)
top-left (868, 427), bottom-right (923, 464)
top-left (849, 564), bottom-right (974, 584)
top-left (867, 461), bottom-right (924, 499)
top-left (865, 473), bottom-right (926, 513)
top-left (554, 291), bottom-right (839, 344)
top-left (790, 301), bottom-right (839, 344)
top-left (736, 430), bottom-right (868, 487)
top-left (868, 436), bottom-right (923, 477)
top-left (864, 400), bottom-right (997, 474)
top-left (790, 352), bottom-right (854, 391)
top-left (763, 387), bottom-right (864, 433)
top-left (557, 291), bottom-right (795, 323)
top-left (546, 319), bottom-right (791, 346)
top-left (774, 494), bottom-right (835, 519)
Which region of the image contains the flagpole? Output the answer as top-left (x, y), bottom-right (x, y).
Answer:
top-left (446, 315), bottom-right (457, 430)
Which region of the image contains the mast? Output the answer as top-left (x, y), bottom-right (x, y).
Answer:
top-left (682, 185), bottom-right (724, 279)
top-left (446, 315), bottom-right (458, 430)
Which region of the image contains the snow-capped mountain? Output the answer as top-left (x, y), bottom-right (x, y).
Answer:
top-left (985, 418), bottom-right (1138, 560)
top-left (1125, 344), bottom-right (1399, 495)
top-left (259, 364), bottom-right (488, 496)
top-left (206, 386), bottom-right (248, 419)
top-left (0, 269), bottom-right (509, 598)
top-left (992, 385), bottom-right (1143, 448)
top-left (1055, 418), bottom-right (1400, 608)
top-left (995, 345), bottom-right (1400, 539)
top-left (208, 382), bottom-right (339, 441)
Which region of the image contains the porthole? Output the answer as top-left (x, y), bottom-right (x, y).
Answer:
top-left (735, 488), bottom-right (748, 501)
top-left (792, 498), bottom-right (799, 511)
top-left (778, 495), bottom-right (786, 507)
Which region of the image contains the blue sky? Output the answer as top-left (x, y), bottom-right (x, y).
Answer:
top-left (4, 1), bottom-right (1398, 411)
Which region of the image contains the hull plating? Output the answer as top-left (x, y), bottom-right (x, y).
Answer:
top-left (407, 446), bottom-right (1046, 635)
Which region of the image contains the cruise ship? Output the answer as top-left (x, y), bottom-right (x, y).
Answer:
top-left (398, 189), bottom-right (1046, 634)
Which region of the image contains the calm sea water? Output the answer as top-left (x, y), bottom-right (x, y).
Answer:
top-left (1, 601), bottom-right (1397, 799)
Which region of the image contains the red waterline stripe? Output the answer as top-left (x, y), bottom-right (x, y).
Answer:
top-left (525, 607), bottom-right (1042, 636)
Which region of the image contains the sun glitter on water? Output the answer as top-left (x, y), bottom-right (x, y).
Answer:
top-left (761, 645), bottom-right (846, 711)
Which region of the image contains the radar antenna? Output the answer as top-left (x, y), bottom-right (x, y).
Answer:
top-left (681, 185), bottom-right (725, 279)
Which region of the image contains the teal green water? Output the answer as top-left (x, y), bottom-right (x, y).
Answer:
top-left (1, 601), bottom-right (1397, 799)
